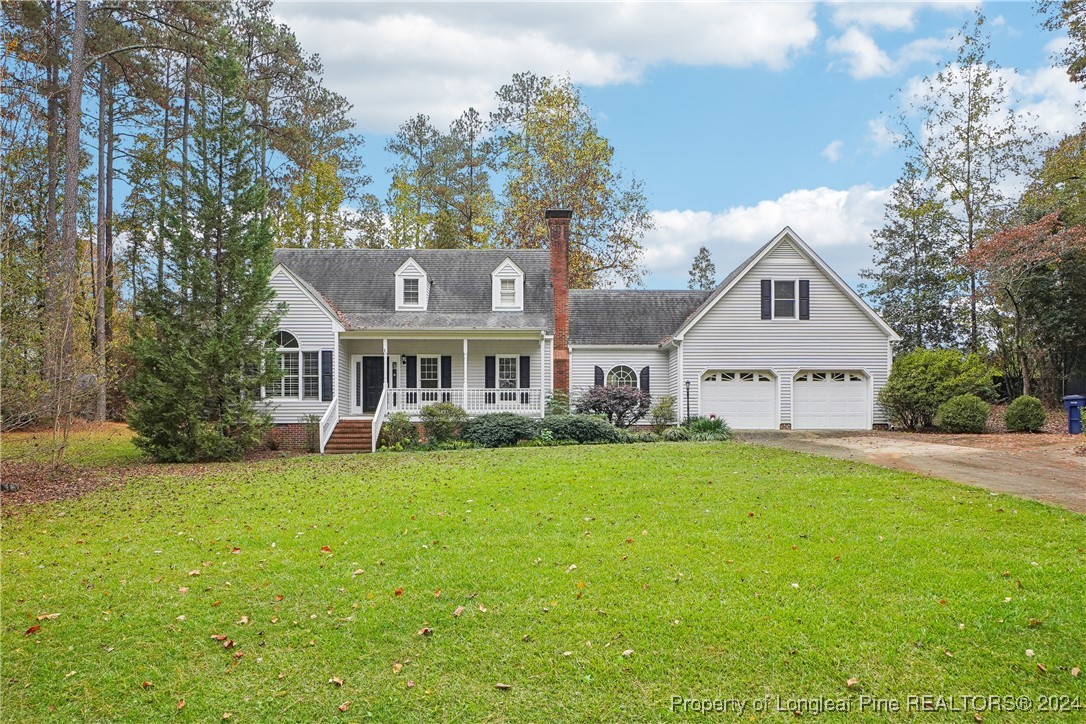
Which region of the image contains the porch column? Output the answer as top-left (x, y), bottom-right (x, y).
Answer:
top-left (382, 338), bottom-right (388, 391)
top-left (462, 338), bottom-right (469, 410)
top-left (539, 335), bottom-right (546, 417)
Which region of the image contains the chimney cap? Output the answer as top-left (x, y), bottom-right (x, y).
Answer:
top-left (545, 209), bottom-right (572, 220)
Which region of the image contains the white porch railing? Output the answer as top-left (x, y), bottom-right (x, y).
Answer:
top-left (371, 387), bottom-right (389, 453)
top-left (318, 395), bottom-right (339, 453)
top-left (386, 387), bottom-right (542, 416)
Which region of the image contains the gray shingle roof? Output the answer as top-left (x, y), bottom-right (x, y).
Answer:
top-left (569, 289), bottom-right (710, 345)
top-left (274, 248), bottom-right (553, 332)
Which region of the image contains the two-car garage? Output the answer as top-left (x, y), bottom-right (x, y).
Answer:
top-left (699, 369), bottom-right (870, 430)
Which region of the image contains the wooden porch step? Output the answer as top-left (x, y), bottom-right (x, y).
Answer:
top-left (325, 420), bottom-right (373, 453)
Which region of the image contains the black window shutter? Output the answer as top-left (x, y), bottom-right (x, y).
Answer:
top-left (440, 355), bottom-right (452, 388)
top-left (594, 366), bottom-right (604, 386)
top-left (640, 366), bottom-right (650, 394)
top-left (320, 349), bottom-right (333, 401)
top-left (519, 355), bottom-right (531, 388)
top-left (760, 279), bottom-right (772, 319)
top-left (406, 355), bottom-right (417, 388)
top-left (799, 279), bottom-right (810, 320)
top-left (484, 356), bottom-right (496, 388)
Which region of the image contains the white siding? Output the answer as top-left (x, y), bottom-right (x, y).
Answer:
top-left (680, 240), bottom-right (891, 427)
top-left (265, 269), bottom-right (339, 422)
top-left (570, 347), bottom-right (670, 399)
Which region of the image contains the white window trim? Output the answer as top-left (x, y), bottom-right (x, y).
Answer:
top-left (771, 279), bottom-right (798, 320)
top-left (496, 354), bottom-right (520, 389)
top-left (418, 354), bottom-right (440, 389)
top-left (267, 330), bottom-right (322, 401)
top-left (606, 364), bottom-right (638, 388)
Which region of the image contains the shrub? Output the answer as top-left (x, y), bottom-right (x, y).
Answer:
top-left (877, 349), bottom-right (995, 430)
top-left (574, 385), bottom-right (651, 427)
top-left (302, 414), bottom-right (321, 453)
top-left (545, 391), bottom-right (570, 416)
top-left (649, 395), bottom-right (677, 433)
top-left (628, 430), bottom-right (660, 443)
top-left (936, 394), bottom-right (990, 433)
top-left (541, 414), bottom-right (618, 443)
top-left (462, 413), bottom-right (541, 448)
top-left (661, 426), bottom-right (692, 442)
top-left (419, 402), bottom-right (468, 444)
top-left (380, 412), bottom-right (419, 449)
top-left (1004, 395), bottom-right (1046, 432)
top-left (685, 416), bottom-right (727, 434)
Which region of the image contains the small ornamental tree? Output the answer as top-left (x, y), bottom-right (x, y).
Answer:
top-left (575, 385), bottom-right (651, 428)
top-left (126, 54), bottom-right (280, 462)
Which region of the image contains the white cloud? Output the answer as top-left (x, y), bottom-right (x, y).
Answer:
top-left (828, 27), bottom-right (895, 78)
top-left (827, 1), bottom-right (977, 32)
top-left (642, 185), bottom-right (891, 287)
top-left (273, 2), bottom-right (819, 131)
top-left (866, 117), bottom-right (898, 154)
top-left (821, 139), bottom-right (844, 162)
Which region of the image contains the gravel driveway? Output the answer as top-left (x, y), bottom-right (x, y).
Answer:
top-left (737, 430), bottom-right (1086, 513)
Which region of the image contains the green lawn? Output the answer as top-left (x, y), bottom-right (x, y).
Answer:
top-left (2, 442), bottom-right (1084, 721)
top-left (2, 422), bottom-right (144, 467)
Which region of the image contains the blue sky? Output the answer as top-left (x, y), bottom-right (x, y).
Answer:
top-left (274, 1), bottom-right (1083, 290)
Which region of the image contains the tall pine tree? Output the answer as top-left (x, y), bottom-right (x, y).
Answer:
top-left (126, 52), bottom-right (280, 462)
top-left (687, 246), bottom-right (717, 290)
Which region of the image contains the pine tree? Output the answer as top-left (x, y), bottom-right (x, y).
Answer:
top-left (126, 53), bottom-right (280, 462)
top-left (860, 161), bottom-right (965, 350)
top-left (687, 246), bottom-right (717, 290)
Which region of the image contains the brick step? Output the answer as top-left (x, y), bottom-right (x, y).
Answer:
top-left (324, 419), bottom-right (375, 453)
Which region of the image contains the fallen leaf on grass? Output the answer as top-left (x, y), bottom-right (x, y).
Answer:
top-left (177, 699), bottom-right (185, 710)
top-left (222, 713), bottom-right (232, 720)
top-left (1071, 667), bottom-right (1080, 677)
top-left (231, 547), bottom-right (241, 554)
top-left (1026, 649), bottom-right (1035, 657)
top-left (141, 681), bottom-right (152, 689)
top-left (433, 588), bottom-right (441, 598)
top-left (338, 701), bottom-right (351, 712)
top-left (621, 649), bottom-right (633, 657)
top-left (211, 633), bottom-right (227, 641)
top-left (237, 615), bottom-right (249, 625)
top-left (274, 594), bottom-right (284, 602)
top-left (178, 587), bottom-right (189, 594)
top-left (406, 680), bottom-right (415, 688)
top-left (565, 564), bottom-right (577, 573)
top-left (24, 625), bottom-right (40, 636)
top-left (36, 613), bottom-right (60, 621)
top-left (453, 606), bottom-right (465, 617)
top-left (320, 546), bottom-right (332, 553)
top-left (478, 605), bottom-right (487, 612)
top-left (417, 627), bottom-right (432, 636)
top-left (394, 587), bottom-right (404, 597)
top-left (211, 600), bottom-right (221, 607)
top-left (495, 683), bottom-right (512, 690)
top-left (329, 676), bottom-right (343, 686)
top-left (846, 678), bottom-right (859, 688)
top-left (188, 570), bottom-right (201, 577)
top-left (392, 663), bottom-right (403, 674)
top-left (223, 639), bottom-right (235, 649)
top-left (1037, 664), bottom-right (1048, 673)
top-left (352, 569), bottom-right (364, 577)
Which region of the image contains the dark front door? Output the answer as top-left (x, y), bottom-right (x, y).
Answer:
top-left (361, 356), bottom-right (384, 413)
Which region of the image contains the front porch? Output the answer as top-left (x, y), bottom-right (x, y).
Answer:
top-left (318, 332), bottom-right (553, 452)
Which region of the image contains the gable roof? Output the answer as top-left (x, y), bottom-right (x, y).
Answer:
top-left (570, 289), bottom-right (709, 345)
top-left (271, 263), bottom-right (347, 331)
top-left (672, 227), bottom-right (900, 341)
top-left (273, 248), bottom-right (553, 332)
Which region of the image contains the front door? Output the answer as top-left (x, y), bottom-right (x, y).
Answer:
top-left (360, 356), bottom-right (384, 413)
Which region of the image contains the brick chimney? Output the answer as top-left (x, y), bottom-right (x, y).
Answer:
top-left (546, 209), bottom-right (572, 395)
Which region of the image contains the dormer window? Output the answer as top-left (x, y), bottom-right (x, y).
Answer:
top-left (396, 257), bottom-right (428, 310)
top-left (492, 257), bottom-right (524, 311)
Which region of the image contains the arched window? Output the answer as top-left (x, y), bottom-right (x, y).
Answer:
top-left (267, 331), bottom-right (301, 398)
top-left (606, 365), bottom-right (637, 387)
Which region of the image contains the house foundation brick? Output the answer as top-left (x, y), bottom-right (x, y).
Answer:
top-left (267, 423), bottom-right (311, 451)
top-left (779, 423), bottom-right (792, 430)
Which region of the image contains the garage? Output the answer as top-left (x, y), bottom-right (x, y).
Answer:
top-left (793, 371), bottom-right (869, 430)
top-left (700, 371), bottom-right (777, 429)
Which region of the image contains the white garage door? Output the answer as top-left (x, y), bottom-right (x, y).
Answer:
top-left (700, 371), bottom-right (777, 429)
top-left (793, 371), bottom-right (869, 430)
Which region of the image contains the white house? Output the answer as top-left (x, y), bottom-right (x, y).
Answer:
top-left (265, 211), bottom-right (899, 452)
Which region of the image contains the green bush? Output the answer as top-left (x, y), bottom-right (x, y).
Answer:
top-left (878, 349), bottom-right (995, 430)
top-left (545, 391), bottom-right (570, 416)
top-left (629, 430), bottom-right (660, 443)
top-left (1004, 395), bottom-right (1046, 432)
top-left (462, 413), bottom-right (541, 448)
top-left (419, 402), bottom-right (468, 444)
top-left (684, 416), bottom-right (729, 435)
top-left (649, 395), bottom-right (677, 433)
top-left (380, 412), bottom-right (419, 449)
top-left (936, 394), bottom-right (990, 433)
top-left (302, 414), bottom-right (322, 453)
top-left (540, 414), bottom-right (618, 443)
top-left (661, 426), bottom-right (692, 442)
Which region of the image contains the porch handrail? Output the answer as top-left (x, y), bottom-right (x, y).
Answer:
top-left (371, 387), bottom-right (389, 453)
top-left (318, 395), bottom-right (338, 454)
top-left (387, 387), bottom-right (542, 416)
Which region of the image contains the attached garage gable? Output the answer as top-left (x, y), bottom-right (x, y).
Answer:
top-left (793, 371), bottom-right (869, 430)
top-left (700, 371), bottom-right (777, 429)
